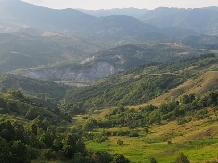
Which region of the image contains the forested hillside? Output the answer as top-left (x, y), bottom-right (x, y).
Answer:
top-left (13, 42), bottom-right (208, 83)
top-left (1, 1), bottom-right (218, 162)
top-left (0, 74), bottom-right (72, 107)
top-left (64, 54), bottom-right (218, 112)
top-left (0, 89), bottom-right (131, 163)
top-left (0, 32), bottom-right (100, 72)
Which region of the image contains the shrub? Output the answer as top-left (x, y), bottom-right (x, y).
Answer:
top-left (93, 134), bottom-right (108, 143)
top-left (174, 153), bottom-right (190, 163)
top-left (117, 139), bottom-right (123, 145)
top-left (117, 130), bottom-right (130, 136)
top-left (129, 131), bottom-right (139, 137)
top-left (42, 149), bottom-right (56, 161)
top-left (150, 157), bottom-right (158, 163)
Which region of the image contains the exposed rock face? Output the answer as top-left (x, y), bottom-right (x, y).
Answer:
top-left (17, 61), bottom-right (122, 83)
top-left (10, 50), bottom-right (125, 84)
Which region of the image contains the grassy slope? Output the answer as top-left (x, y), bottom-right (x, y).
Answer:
top-left (65, 56), bottom-right (218, 109)
top-left (146, 71), bottom-right (218, 106)
top-left (70, 57), bottom-right (218, 163)
top-left (83, 108), bottom-right (218, 163)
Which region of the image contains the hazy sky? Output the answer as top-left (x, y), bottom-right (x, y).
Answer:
top-left (21, 0), bottom-right (218, 10)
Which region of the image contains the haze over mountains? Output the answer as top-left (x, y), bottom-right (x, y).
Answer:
top-left (1, 0), bottom-right (218, 83)
top-left (78, 8), bottom-right (148, 18)
top-left (2, 1), bottom-right (218, 162)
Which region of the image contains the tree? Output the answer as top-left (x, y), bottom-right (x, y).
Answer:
top-left (174, 153), bottom-right (190, 163)
top-left (10, 140), bottom-right (31, 163)
top-left (0, 98), bottom-right (7, 108)
top-left (91, 151), bottom-right (113, 163)
top-left (25, 108), bottom-right (37, 120)
top-left (39, 132), bottom-right (53, 148)
top-left (0, 120), bottom-right (15, 142)
top-left (181, 94), bottom-right (195, 104)
top-left (111, 154), bottom-right (130, 163)
top-left (73, 153), bottom-right (92, 163)
top-left (42, 149), bottom-right (56, 161)
top-left (76, 139), bottom-right (86, 153)
top-left (62, 134), bottom-right (80, 158)
top-left (13, 121), bottom-right (25, 143)
top-left (0, 136), bottom-right (11, 162)
top-left (63, 144), bottom-right (75, 158)
top-left (150, 157), bottom-right (158, 163)
top-left (82, 120), bottom-right (94, 131)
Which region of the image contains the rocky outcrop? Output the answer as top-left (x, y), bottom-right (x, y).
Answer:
top-left (13, 58), bottom-right (124, 83)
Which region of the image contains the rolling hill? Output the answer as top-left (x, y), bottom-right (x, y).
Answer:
top-left (0, 32), bottom-right (100, 72)
top-left (63, 55), bottom-right (218, 112)
top-left (0, 73), bottom-right (73, 107)
top-left (147, 70), bottom-right (218, 106)
top-left (12, 43), bottom-right (205, 83)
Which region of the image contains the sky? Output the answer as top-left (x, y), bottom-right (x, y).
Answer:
top-left (21, 0), bottom-right (218, 10)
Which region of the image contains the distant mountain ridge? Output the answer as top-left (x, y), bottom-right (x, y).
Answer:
top-left (140, 7), bottom-right (218, 35)
top-left (1, 0), bottom-right (218, 37)
top-left (0, 0), bottom-right (202, 45)
top-left (0, 0), bottom-right (96, 32)
top-left (78, 8), bottom-right (148, 18)
top-left (78, 6), bottom-right (218, 35)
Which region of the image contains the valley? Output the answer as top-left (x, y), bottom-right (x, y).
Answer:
top-left (1, 0), bottom-right (218, 163)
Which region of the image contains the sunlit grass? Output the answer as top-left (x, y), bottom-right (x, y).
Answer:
top-left (84, 112), bottom-right (218, 163)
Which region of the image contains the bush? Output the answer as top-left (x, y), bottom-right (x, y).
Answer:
top-left (129, 131), bottom-right (139, 137)
top-left (174, 153), bottom-right (190, 163)
top-left (117, 139), bottom-right (123, 145)
top-left (117, 130), bottom-right (130, 136)
top-left (111, 154), bottom-right (130, 163)
top-left (0, 108), bottom-right (9, 114)
top-left (42, 149), bottom-right (56, 161)
top-left (26, 145), bottom-right (38, 160)
top-left (93, 134), bottom-right (108, 143)
top-left (150, 157), bottom-right (158, 163)
top-left (91, 151), bottom-right (113, 163)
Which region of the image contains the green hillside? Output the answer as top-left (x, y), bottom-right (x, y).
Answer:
top-left (0, 32), bottom-right (100, 72)
top-left (60, 55), bottom-right (218, 163)
top-left (1, 55), bottom-right (218, 163)
top-left (0, 88), bottom-right (131, 163)
top-left (64, 54), bottom-right (218, 112)
top-left (92, 43), bottom-right (201, 70)
top-left (0, 74), bottom-right (73, 107)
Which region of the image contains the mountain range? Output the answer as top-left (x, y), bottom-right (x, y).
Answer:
top-left (1, 1), bottom-right (218, 162)
top-left (1, 0), bottom-right (218, 84)
top-left (0, 0), bottom-right (214, 43)
top-left (11, 42), bottom-right (208, 83)
top-left (140, 7), bottom-right (218, 35)
top-left (78, 8), bottom-right (148, 18)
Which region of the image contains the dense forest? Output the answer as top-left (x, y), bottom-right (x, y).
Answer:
top-left (0, 89), bottom-right (132, 163)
